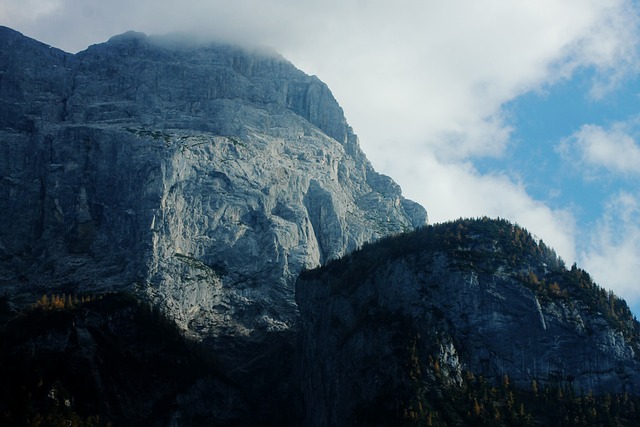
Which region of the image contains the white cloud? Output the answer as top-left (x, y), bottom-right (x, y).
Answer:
top-left (580, 191), bottom-right (640, 302)
top-left (0, 0), bottom-right (62, 22)
top-left (571, 2), bottom-right (640, 99)
top-left (382, 151), bottom-right (577, 264)
top-left (278, 0), bottom-right (640, 162)
top-left (559, 120), bottom-right (640, 177)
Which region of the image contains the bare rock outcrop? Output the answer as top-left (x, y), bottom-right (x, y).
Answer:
top-left (0, 26), bottom-right (426, 342)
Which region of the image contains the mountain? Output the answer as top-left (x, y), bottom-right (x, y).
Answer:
top-left (0, 26), bottom-right (426, 342)
top-left (2, 27), bottom-right (640, 427)
top-left (0, 25), bottom-right (427, 425)
top-left (297, 218), bottom-right (640, 425)
top-left (3, 219), bottom-right (640, 426)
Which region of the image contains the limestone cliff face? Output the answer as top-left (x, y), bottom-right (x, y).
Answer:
top-left (297, 219), bottom-right (640, 426)
top-left (0, 26), bottom-right (426, 340)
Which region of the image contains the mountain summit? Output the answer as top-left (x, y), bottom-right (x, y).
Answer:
top-left (0, 26), bottom-right (426, 340)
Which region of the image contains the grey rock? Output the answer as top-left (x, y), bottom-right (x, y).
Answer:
top-left (0, 26), bottom-right (426, 345)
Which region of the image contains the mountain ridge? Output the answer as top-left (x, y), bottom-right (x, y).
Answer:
top-left (297, 217), bottom-right (640, 425)
top-left (0, 27), bottom-right (426, 342)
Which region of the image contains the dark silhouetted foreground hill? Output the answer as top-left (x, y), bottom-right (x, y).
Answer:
top-left (298, 218), bottom-right (640, 426)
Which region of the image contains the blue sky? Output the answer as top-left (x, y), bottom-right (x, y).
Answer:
top-left (489, 67), bottom-right (640, 226)
top-left (3, 0), bottom-right (640, 314)
top-left (488, 65), bottom-right (640, 313)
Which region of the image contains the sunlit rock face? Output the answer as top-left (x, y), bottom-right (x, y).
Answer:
top-left (0, 26), bottom-right (426, 341)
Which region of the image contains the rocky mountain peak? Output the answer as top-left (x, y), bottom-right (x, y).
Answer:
top-left (106, 30), bottom-right (149, 45)
top-left (0, 27), bottom-right (426, 343)
top-left (70, 30), bottom-right (355, 149)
